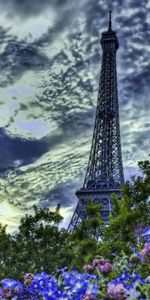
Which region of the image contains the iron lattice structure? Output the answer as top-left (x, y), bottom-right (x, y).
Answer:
top-left (68, 12), bottom-right (124, 233)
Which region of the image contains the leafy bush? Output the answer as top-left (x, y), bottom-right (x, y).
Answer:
top-left (0, 158), bottom-right (150, 299)
top-left (0, 228), bottom-right (149, 299)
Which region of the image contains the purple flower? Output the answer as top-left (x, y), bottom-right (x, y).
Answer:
top-left (140, 242), bottom-right (150, 257)
top-left (83, 283), bottom-right (99, 300)
top-left (134, 224), bottom-right (146, 239)
top-left (23, 272), bottom-right (35, 285)
top-left (92, 258), bottom-right (113, 274)
top-left (99, 262), bottom-right (113, 274)
top-left (83, 265), bottom-right (93, 272)
top-left (107, 282), bottom-right (127, 300)
top-left (92, 258), bottom-right (107, 267)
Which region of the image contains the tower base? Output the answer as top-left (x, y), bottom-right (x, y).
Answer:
top-left (68, 188), bottom-right (122, 233)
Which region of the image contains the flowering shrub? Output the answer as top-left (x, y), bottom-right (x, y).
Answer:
top-left (0, 269), bottom-right (99, 300)
top-left (0, 228), bottom-right (149, 300)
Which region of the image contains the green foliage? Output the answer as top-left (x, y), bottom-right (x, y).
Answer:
top-left (67, 200), bottom-right (104, 270)
top-left (0, 157), bottom-right (150, 280)
top-left (0, 205), bottom-right (69, 280)
top-left (0, 224), bottom-right (13, 279)
top-left (99, 158), bottom-right (150, 258)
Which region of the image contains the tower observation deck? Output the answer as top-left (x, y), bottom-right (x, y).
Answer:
top-left (68, 12), bottom-right (124, 232)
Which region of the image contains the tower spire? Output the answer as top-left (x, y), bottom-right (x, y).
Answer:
top-left (108, 10), bottom-right (112, 31)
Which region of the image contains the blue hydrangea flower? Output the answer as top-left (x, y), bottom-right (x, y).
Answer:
top-left (143, 227), bottom-right (150, 242)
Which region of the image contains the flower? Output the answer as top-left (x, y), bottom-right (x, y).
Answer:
top-left (92, 258), bottom-right (106, 267)
top-left (83, 283), bottom-right (99, 300)
top-left (143, 227), bottom-right (150, 242)
top-left (0, 237), bottom-right (149, 300)
top-left (130, 246), bottom-right (144, 262)
top-left (23, 272), bottom-right (34, 285)
top-left (92, 258), bottom-right (113, 274)
top-left (98, 262), bottom-right (113, 274)
top-left (107, 283), bottom-right (127, 300)
top-left (83, 265), bottom-right (93, 272)
top-left (25, 269), bottom-right (99, 300)
top-left (130, 253), bottom-right (141, 263)
top-left (140, 242), bottom-right (150, 257)
top-left (0, 278), bottom-right (24, 298)
top-left (134, 224), bottom-right (146, 239)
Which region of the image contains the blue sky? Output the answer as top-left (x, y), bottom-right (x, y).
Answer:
top-left (0, 0), bottom-right (150, 232)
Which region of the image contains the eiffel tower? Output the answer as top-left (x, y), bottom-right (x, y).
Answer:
top-left (68, 11), bottom-right (124, 233)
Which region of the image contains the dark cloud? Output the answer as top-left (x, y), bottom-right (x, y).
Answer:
top-left (0, 35), bottom-right (49, 86)
top-left (38, 181), bottom-right (79, 208)
top-left (35, 0), bottom-right (150, 174)
top-left (132, 130), bottom-right (150, 150)
top-left (35, 8), bottom-right (80, 47)
top-left (0, 0), bottom-right (69, 17)
top-left (0, 0), bottom-right (85, 86)
top-left (0, 128), bottom-right (49, 173)
top-left (123, 0), bottom-right (148, 8)
top-left (36, 25), bottom-right (98, 133)
top-left (0, 26), bottom-right (12, 45)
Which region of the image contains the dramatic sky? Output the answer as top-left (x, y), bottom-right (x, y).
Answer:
top-left (0, 0), bottom-right (150, 232)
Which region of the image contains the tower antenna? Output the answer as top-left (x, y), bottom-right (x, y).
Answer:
top-left (108, 10), bottom-right (112, 31)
